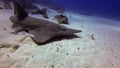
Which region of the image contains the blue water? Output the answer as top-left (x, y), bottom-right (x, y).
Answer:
top-left (49, 0), bottom-right (120, 20)
top-left (5, 0), bottom-right (120, 20)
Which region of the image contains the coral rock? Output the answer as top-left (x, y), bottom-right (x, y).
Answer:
top-left (55, 14), bottom-right (68, 24)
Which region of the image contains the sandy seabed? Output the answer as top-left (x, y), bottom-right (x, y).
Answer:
top-left (0, 9), bottom-right (120, 68)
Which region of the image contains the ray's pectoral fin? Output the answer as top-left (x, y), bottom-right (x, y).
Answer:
top-left (29, 28), bottom-right (56, 43)
top-left (12, 0), bottom-right (28, 20)
top-left (29, 26), bottom-right (82, 44)
top-left (13, 26), bottom-right (24, 34)
top-left (58, 26), bottom-right (82, 35)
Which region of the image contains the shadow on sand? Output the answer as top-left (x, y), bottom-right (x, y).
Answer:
top-left (32, 35), bottom-right (81, 45)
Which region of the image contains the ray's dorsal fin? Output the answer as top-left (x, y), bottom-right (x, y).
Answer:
top-left (12, 0), bottom-right (28, 20)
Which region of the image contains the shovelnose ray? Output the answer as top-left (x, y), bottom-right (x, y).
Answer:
top-left (10, 0), bottom-right (82, 44)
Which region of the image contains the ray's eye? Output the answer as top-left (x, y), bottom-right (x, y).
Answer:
top-left (32, 21), bottom-right (40, 25)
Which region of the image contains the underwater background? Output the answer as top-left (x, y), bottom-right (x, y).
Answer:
top-left (31, 0), bottom-right (120, 20)
top-left (5, 0), bottom-right (120, 20)
top-left (0, 0), bottom-right (120, 68)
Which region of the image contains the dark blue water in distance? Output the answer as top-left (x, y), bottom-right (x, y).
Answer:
top-left (48, 0), bottom-right (120, 20)
top-left (5, 0), bottom-right (120, 20)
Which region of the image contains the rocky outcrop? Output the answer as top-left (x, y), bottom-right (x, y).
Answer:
top-left (31, 8), bottom-right (49, 18)
top-left (3, 0), bottom-right (12, 9)
top-left (0, 1), bottom-right (4, 9)
top-left (0, 0), bottom-right (12, 9)
top-left (55, 14), bottom-right (69, 24)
